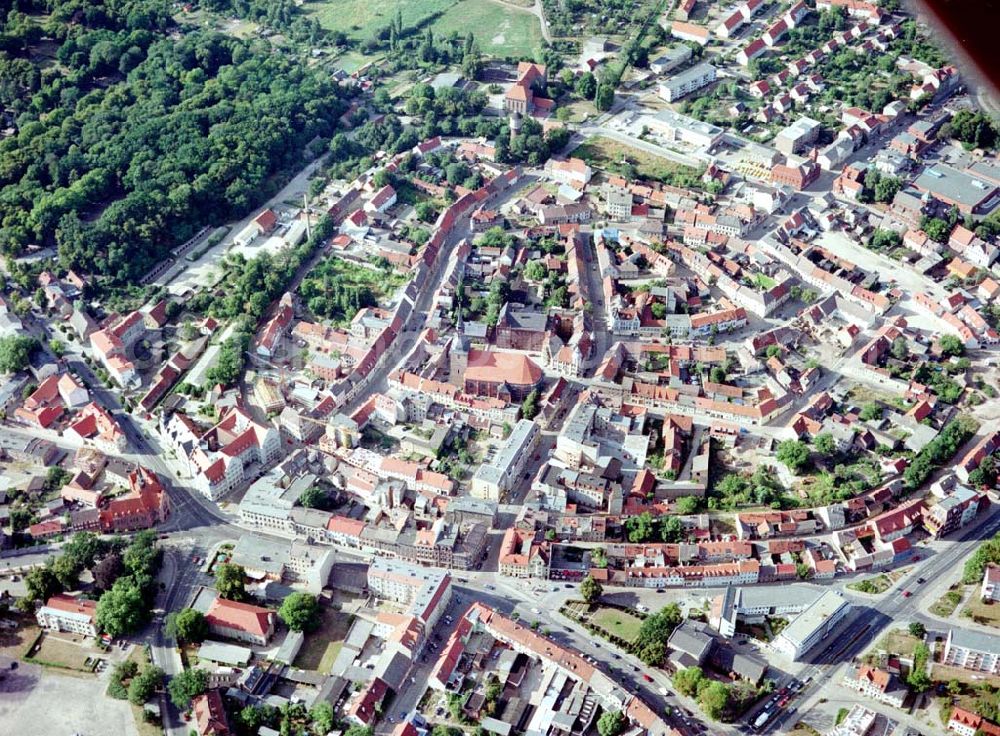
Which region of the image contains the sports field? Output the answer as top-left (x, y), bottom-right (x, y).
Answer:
top-left (308, 0), bottom-right (544, 57)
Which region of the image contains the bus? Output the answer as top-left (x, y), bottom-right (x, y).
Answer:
top-left (752, 709), bottom-right (773, 732)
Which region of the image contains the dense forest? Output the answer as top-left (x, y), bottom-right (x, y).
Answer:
top-left (0, 0), bottom-right (349, 285)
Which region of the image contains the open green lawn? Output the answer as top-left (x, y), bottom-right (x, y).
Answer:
top-left (590, 607), bottom-right (644, 643)
top-left (753, 273), bottom-right (776, 290)
top-left (432, 0), bottom-right (545, 58)
top-left (294, 607), bottom-right (353, 672)
top-left (307, 0), bottom-right (454, 40)
top-left (306, 0), bottom-right (543, 57)
top-left (572, 136), bottom-right (704, 188)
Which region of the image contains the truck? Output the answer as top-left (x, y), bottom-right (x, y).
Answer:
top-left (753, 710), bottom-right (772, 731)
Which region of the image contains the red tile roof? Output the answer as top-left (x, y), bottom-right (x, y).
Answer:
top-left (205, 598), bottom-right (273, 638)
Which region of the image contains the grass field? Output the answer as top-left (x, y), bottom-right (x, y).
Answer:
top-left (432, 0), bottom-right (545, 57)
top-left (307, 0), bottom-right (543, 57)
top-left (961, 597), bottom-right (1000, 628)
top-left (573, 136), bottom-right (704, 187)
top-left (753, 273), bottom-right (777, 290)
top-left (294, 607), bottom-right (353, 672)
top-left (590, 607), bottom-right (644, 643)
top-left (875, 628), bottom-right (922, 658)
top-left (27, 633), bottom-right (96, 672)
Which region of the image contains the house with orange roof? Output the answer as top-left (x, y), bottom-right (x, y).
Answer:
top-left (98, 466), bottom-right (171, 533)
top-left (671, 20), bottom-right (710, 45)
top-left (461, 349), bottom-right (543, 402)
top-left (65, 402), bottom-right (127, 453)
top-left (545, 156), bottom-right (593, 187)
top-left (498, 527), bottom-right (550, 578)
top-left (949, 707), bottom-right (1000, 736)
top-left (205, 597), bottom-right (275, 645)
top-left (180, 406), bottom-right (281, 500)
top-left (255, 293), bottom-right (294, 358)
top-left (842, 664), bottom-right (908, 708)
top-left (192, 690), bottom-right (231, 736)
top-left (348, 677), bottom-right (390, 726)
top-left (14, 373), bottom-right (88, 428)
top-left (89, 311), bottom-right (145, 388)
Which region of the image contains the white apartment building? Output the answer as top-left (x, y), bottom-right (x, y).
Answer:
top-left (942, 628), bottom-right (1000, 674)
top-left (773, 590), bottom-right (850, 660)
top-left (657, 62), bottom-right (718, 102)
top-left (37, 595), bottom-right (98, 637)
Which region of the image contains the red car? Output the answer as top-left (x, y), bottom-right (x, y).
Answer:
top-left (642, 674), bottom-right (654, 682)
top-left (902, 591), bottom-right (912, 598)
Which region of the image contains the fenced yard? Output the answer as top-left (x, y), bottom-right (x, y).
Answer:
top-left (25, 632), bottom-right (100, 673)
top-left (589, 607), bottom-right (644, 644)
top-left (560, 600), bottom-right (647, 647)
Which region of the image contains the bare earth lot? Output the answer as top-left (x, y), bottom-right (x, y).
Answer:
top-left (0, 662), bottom-right (137, 736)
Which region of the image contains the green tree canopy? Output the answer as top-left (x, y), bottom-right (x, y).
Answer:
top-left (168, 668), bottom-right (208, 710)
top-left (814, 433), bottom-right (837, 456)
top-left (0, 336), bottom-right (39, 374)
top-left (673, 666), bottom-right (703, 696)
top-left (278, 592), bottom-right (321, 632)
top-left (215, 563), bottom-right (249, 602)
top-left (776, 440), bottom-right (810, 474)
top-left (597, 710), bottom-right (627, 736)
top-left (128, 666), bottom-right (164, 706)
top-left (635, 604), bottom-right (682, 665)
top-left (580, 575), bottom-right (603, 603)
top-left (96, 578), bottom-right (148, 638)
top-left (165, 609), bottom-right (208, 644)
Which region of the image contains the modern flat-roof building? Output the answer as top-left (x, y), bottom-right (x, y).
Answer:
top-left (471, 419), bottom-right (540, 501)
top-left (367, 557), bottom-right (452, 656)
top-left (647, 109), bottom-right (724, 149)
top-left (942, 627), bottom-right (1000, 674)
top-left (773, 590), bottom-right (850, 660)
top-left (711, 585), bottom-right (822, 637)
top-left (775, 117), bottom-right (822, 155)
top-left (982, 565), bottom-right (1000, 602)
top-left (912, 165), bottom-right (1000, 216)
top-left (657, 62), bottom-right (717, 102)
top-left (649, 45), bottom-right (693, 75)
top-left (230, 535), bottom-right (334, 594)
